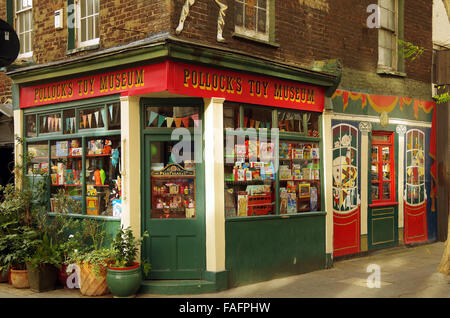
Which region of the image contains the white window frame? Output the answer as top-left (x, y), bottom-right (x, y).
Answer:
top-left (76, 0), bottom-right (100, 48)
top-left (378, 0), bottom-right (399, 71)
top-left (405, 129), bottom-right (426, 206)
top-left (15, 0), bottom-right (33, 58)
top-left (234, 0), bottom-right (270, 42)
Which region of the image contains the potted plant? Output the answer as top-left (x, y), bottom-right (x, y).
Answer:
top-left (106, 226), bottom-right (150, 298)
top-left (25, 233), bottom-right (62, 292)
top-left (66, 219), bottom-right (114, 296)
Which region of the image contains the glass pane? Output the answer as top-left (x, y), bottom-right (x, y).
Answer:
top-left (382, 162), bottom-right (390, 181)
top-left (39, 113), bottom-right (62, 134)
top-left (243, 106), bottom-right (272, 129)
top-left (380, 0), bottom-right (395, 11)
top-left (145, 105), bottom-right (200, 128)
top-left (26, 115), bottom-right (37, 138)
top-left (85, 135), bottom-right (122, 216)
top-left (371, 146), bottom-right (378, 162)
top-left (383, 183), bottom-right (391, 200)
top-left (79, 107), bottom-right (105, 129)
top-left (235, 1), bottom-right (244, 27)
top-left (382, 146), bottom-right (390, 161)
top-left (258, 0), bottom-right (267, 9)
top-left (278, 141), bottom-right (320, 214)
top-left (245, 4), bottom-right (256, 31)
top-left (27, 141), bottom-right (48, 176)
top-left (87, 0), bottom-right (93, 16)
top-left (278, 110), bottom-right (320, 136)
top-left (371, 163), bottom-right (378, 182)
top-left (257, 8), bottom-right (266, 33)
top-left (81, 0), bottom-right (86, 18)
top-left (371, 184), bottom-right (379, 201)
top-left (63, 109), bottom-right (76, 134)
top-left (107, 103), bottom-right (121, 130)
top-left (49, 139), bottom-right (82, 214)
top-left (151, 140), bottom-right (197, 219)
top-left (88, 16), bottom-right (93, 41)
top-left (81, 19), bottom-right (87, 42)
top-left (223, 102), bottom-right (240, 129)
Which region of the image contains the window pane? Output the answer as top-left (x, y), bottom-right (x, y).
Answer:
top-left (235, 1), bottom-right (244, 27)
top-left (258, 0), bottom-right (266, 9)
top-left (87, 0), bottom-right (93, 16)
top-left (278, 110), bottom-right (320, 136)
top-left (88, 16), bottom-right (94, 41)
top-left (39, 113), bottom-right (62, 134)
top-left (63, 109), bottom-right (76, 134)
top-left (151, 140), bottom-right (197, 219)
top-left (245, 4), bottom-right (256, 31)
top-left (382, 146), bottom-right (390, 161)
top-left (27, 141), bottom-right (48, 175)
top-left (107, 103), bottom-right (121, 130)
top-left (382, 183), bottom-right (391, 200)
top-left (79, 107), bottom-right (105, 129)
top-left (81, 0), bottom-right (86, 18)
top-left (382, 162), bottom-right (390, 181)
top-left (243, 106), bottom-right (272, 129)
top-left (371, 163), bottom-right (378, 182)
top-left (81, 19), bottom-right (87, 42)
top-left (380, 0), bottom-right (395, 11)
top-left (257, 8), bottom-right (266, 33)
top-left (371, 184), bottom-right (379, 201)
top-left (26, 115), bottom-right (37, 138)
top-left (223, 102), bottom-right (240, 129)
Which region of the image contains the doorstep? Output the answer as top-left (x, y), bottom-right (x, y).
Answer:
top-left (140, 279), bottom-right (219, 295)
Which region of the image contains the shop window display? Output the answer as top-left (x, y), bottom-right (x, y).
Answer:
top-left (145, 106), bottom-right (200, 128)
top-left (150, 140), bottom-right (196, 219)
top-left (25, 101), bottom-right (122, 218)
top-left (278, 110), bottom-right (320, 137)
top-left (224, 134), bottom-right (276, 218)
top-left (279, 141), bottom-right (321, 213)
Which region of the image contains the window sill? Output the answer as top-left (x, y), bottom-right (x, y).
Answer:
top-left (376, 69), bottom-right (407, 78)
top-left (66, 44), bottom-right (100, 56)
top-left (48, 212), bottom-right (120, 221)
top-left (231, 32), bottom-right (279, 48)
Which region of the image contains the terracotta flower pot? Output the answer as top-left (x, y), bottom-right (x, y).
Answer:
top-left (10, 269), bottom-right (30, 289)
top-left (79, 262), bottom-right (109, 296)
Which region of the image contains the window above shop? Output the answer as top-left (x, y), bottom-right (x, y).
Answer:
top-left (77, 0), bottom-right (100, 47)
top-left (233, 0), bottom-right (277, 46)
top-left (14, 0), bottom-right (33, 58)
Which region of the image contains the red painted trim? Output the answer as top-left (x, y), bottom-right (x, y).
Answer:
top-left (371, 131), bottom-right (396, 205)
top-left (107, 262), bottom-right (140, 271)
top-left (369, 201), bottom-right (398, 208)
top-left (404, 201), bottom-right (428, 244)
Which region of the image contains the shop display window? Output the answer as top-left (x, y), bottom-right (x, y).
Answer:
top-left (224, 134), bottom-right (276, 218)
top-left (406, 129), bottom-right (425, 205)
top-left (26, 115), bottom-right (37, 138)
top-left (223, 103), bottom-right (240, 129)
top-left (39, 113), bottom-right (62, 134)
top-left (25, 101), bottom-right (122, 218)
top-left (278, 110), bottom-right (320, 137)
top-left (150, 140), bottom-right (196, 219)
top-left (145, 106), bottom-right (200, 128)
top-left (279, 141), bottom-right (321, 213)
top-left (242, 105), bottom-right (273, 129)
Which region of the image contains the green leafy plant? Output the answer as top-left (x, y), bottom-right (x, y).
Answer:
top-left (110, 226), bottom-right (151, 276)
top-left (25, 233), bottom-right (62, 269)
top-left (398, 40), bottom-right (425, 62)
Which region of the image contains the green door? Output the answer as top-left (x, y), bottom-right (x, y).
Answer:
top-left (142, 134), bottom-right (205, 279)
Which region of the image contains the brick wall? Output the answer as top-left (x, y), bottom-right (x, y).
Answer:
top-left (173, 0), bottom-right (433, 97)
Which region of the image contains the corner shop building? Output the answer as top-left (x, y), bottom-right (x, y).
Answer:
top-left (10, 38), bottom-right (341, 293)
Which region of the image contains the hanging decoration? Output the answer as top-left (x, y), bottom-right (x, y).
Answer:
top-left (148, 111), bottom-right (158, 126)
top-left (157, 115), bottom-right (166, 127)
top-left (166, 117), bottom-right (174, 128)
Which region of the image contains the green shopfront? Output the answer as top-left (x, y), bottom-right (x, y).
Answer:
top-left (10, 40), bottom-right (341, 293)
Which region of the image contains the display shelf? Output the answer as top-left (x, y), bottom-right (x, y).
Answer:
top-left (51, 184), bottom-right (82, 187)
top-left (225, 180), bottom-right (272, 185)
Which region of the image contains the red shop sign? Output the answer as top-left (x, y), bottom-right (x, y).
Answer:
top-left (20, 60), bottom-right (325, 112)
top-left (167, 62), bottom-right (325, 112)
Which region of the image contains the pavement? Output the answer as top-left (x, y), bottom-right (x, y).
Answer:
top-left (0, 241), bottom-right (448, 298)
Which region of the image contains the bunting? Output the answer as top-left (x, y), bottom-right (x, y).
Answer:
top-left (174, 118), bottom-right (182, 128)
top-left (148, 111), bottom-right (158, 126)
top-left (157, 115), bottom-right (166, 127)
top-left (166, 117), bottom-right (174, 128)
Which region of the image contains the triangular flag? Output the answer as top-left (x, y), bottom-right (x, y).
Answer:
top-left (48, 117), bottom-right (51, 130)
top-left (244, 117), bottom-right (248, 128)
top-left (174, 118), bottom-right (182, 128)
top-left (109, 105), bottom-right (114, 121)
top-left (66, 118), bottom-right (70, 131)
top-left (54, 118), bottom-right (58, 131)
top-left (250, 119), bottom-right (255, 128)
top-left (182, 117), bottom-right (189, 128)
top-left (191, 114), bottom-right (199, 127)
top-left (157, 115), bottom-right (165, 127)
top-left (166, 117), bottom-right (174, 128)
top-left (148, 111), bottom-right (158, 126)
top-left (88, 114), bottom-right (92, 128)
top-left (94, 111), bottom-right (99, 125)
top-left (266, 122), bottom-right (271, 129)
top-left (101, 109), bottom-right (106, 126)
top-left (260, 122), bottom-right (265, 128)
top-left (70, 118), bottom-right (74, 131)
top-left (255, 121), bottom-right (260, 129)
top-left (42, 117), bottom-right (46, 130)
top-left (59, 118), bottom-right (62, 131)
top-left (83, 115), bottom-right (87, 129)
